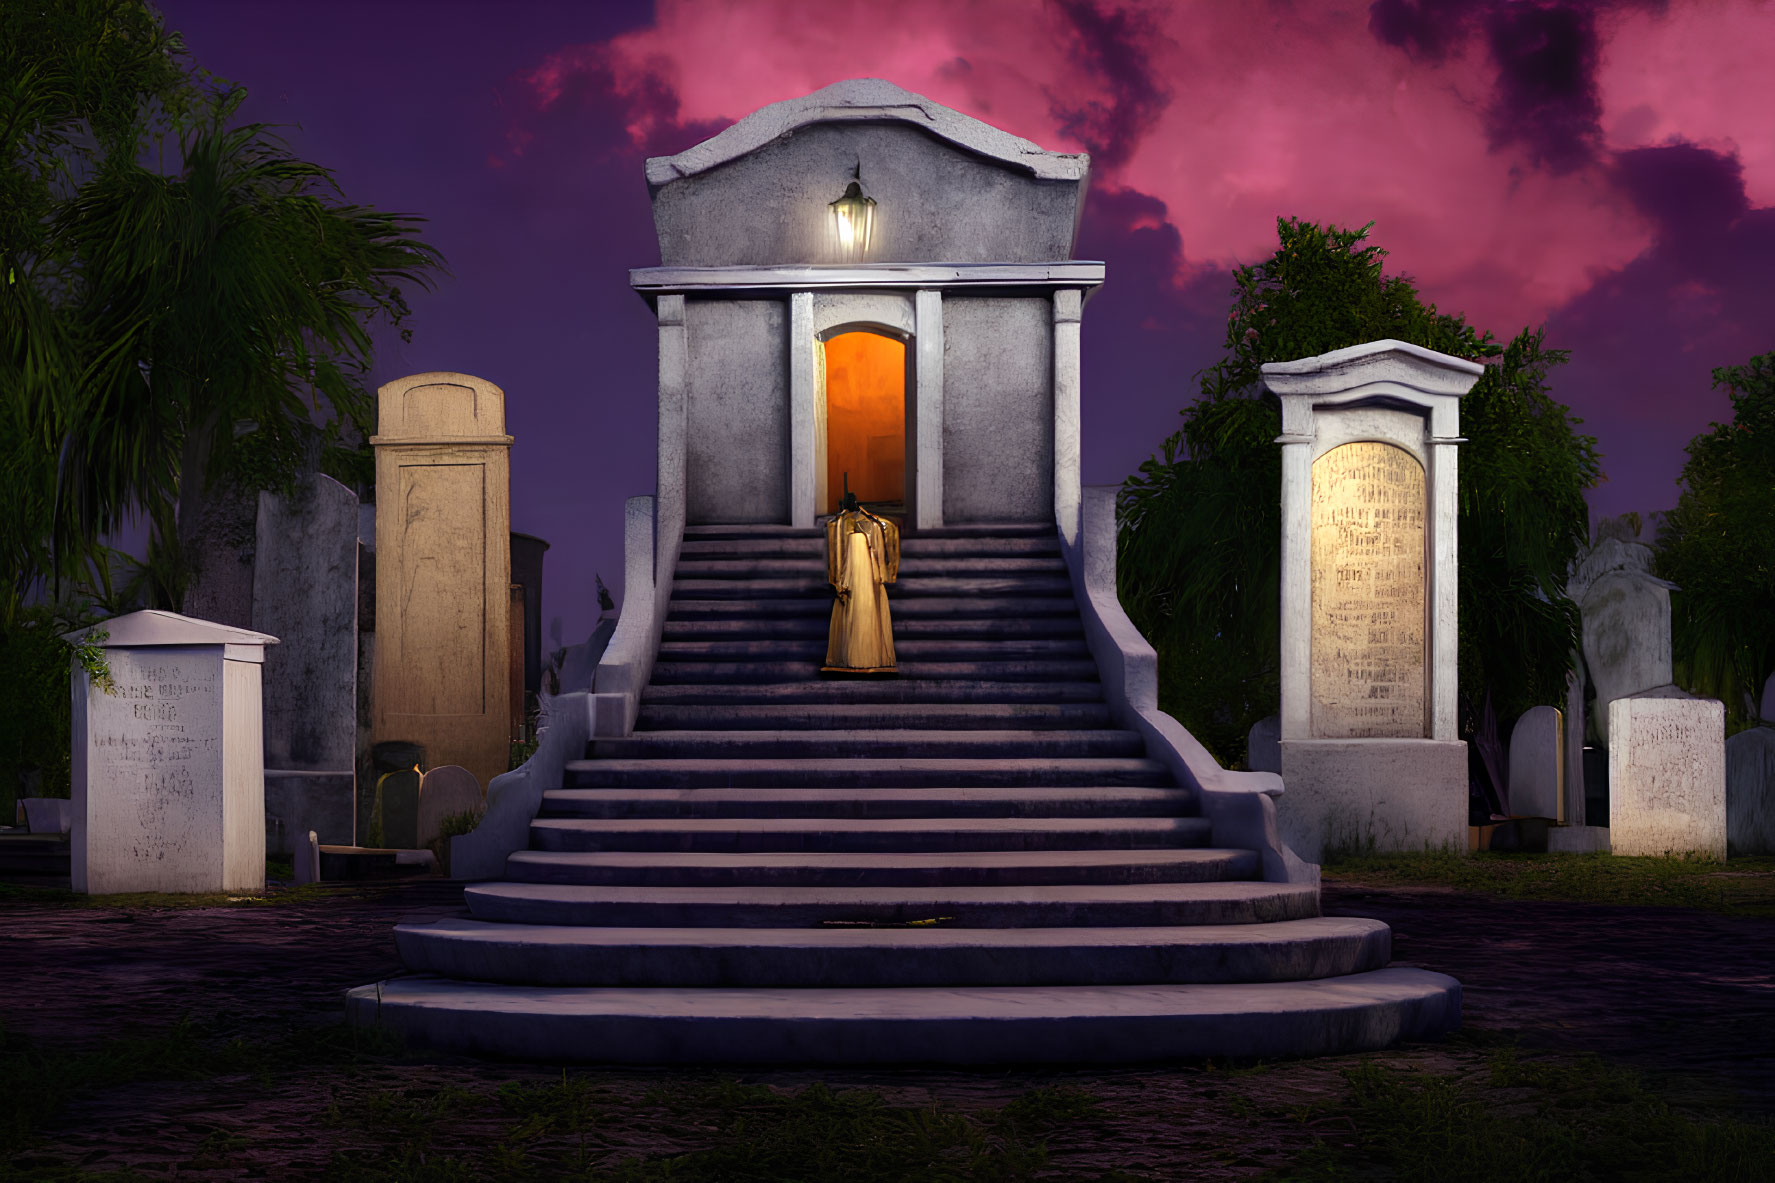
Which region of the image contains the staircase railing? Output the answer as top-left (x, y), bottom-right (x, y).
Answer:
top-left (1064, 485), bottom-right (1318, 885)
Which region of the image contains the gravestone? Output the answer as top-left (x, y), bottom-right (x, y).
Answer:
top-left (1725, 726), bottom-right (1775, 856)
top-left (1266, 341), bottom-right (1479, 861)
top-left (372, 372), bottom-right (513, 788)
top-left (255, 472), bottom-right (359, 855)
top-left (1507, 706), bottom-right (1563, 820)
top-left (510, 533), bottom-right (549, 698)
top-left (1246, 715), bottom-right (1281, 773)
top-left (417, 764), bottom-right (483, 849)
top-left (375, 768), bottom-right (421, 851)
top-left (68, 611), bottom-right (276, 893)
top-left (1608, 696), bottom-right (1725, 857)
top-left (1566, 517), bottom-right (1678, 746)
top-left (1762, 671), bottom-right (1774, 725)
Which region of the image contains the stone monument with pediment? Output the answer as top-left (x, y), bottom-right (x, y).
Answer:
top-left (370, 371), bottom-right (513, 788)
top-left (1267, 340), bottom-right (1481, 860)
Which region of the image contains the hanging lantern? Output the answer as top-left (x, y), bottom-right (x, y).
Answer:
top-left (829, 179), bottom-right (876, 262)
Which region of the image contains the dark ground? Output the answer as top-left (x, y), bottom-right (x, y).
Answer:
top-left (3, 877), bottom-right (1772, 1180)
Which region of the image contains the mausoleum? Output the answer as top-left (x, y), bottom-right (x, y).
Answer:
top-left (351, 79), bottom-right (1460, 1063)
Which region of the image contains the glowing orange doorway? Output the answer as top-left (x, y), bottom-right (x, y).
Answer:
top-left (820, 331), bottom-right (906, 515)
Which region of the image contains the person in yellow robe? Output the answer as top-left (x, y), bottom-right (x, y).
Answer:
top-left (823, 488), bottom-right (900, 673)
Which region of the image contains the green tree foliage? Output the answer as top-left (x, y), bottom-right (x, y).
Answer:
top-left (0, 1), bottom-right (444, 805)
top-left (1, 0), bottom-right (444, 622)
top-left (1655, 352), bottom-right (1775, 734)
top-left (1119, 218), bottom-right (1599, 765)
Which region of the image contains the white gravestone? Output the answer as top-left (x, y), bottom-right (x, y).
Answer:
top-left (1266, 341), bottom-right (1480, 862)
top-left (1607, 697), bottom-right (1725, 858)
top-left (1246, 715), bottom-right (1281, 774)
top-left (1725, 726), bottom-right (1775, 856)
top-left (69, 611), bottom-right (277, 894)
top-left (416, 764), bottom-right (484, 849)
top-left (1762, 672), bottom-right (1775, 724)
top-left (1508, 705), bottom-right (1564, 820)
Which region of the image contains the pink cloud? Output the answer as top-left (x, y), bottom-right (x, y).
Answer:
top-left (508, 0), bottom-right (1771, 342)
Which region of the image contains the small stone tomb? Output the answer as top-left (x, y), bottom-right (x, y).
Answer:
top-left (68, 611), bottom-right (277, 893)
top-left (417, 765), bottom-right (483, 849)
top-left (1608, 696), bottom-right (1725, 857)
top-left (1507, 705), bottom-right (1563, 820)
top-left (1726, 725), bottom-right (1775, 856)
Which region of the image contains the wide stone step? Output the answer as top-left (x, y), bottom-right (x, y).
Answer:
top-left (675, 557), bottom-right (1068, 579)
top-left (541, 785), bottom-right (1188, 820)
top-left (528, 816), bottom-right (1212, 854)
top-left (674, 576), bottom-right (1074, 599)
top-left (562, 757), bottom-right (1171, 789)
top-left (647, 659), bottom-right (1101, 683)
top-left (682, 522), bottom-right (1055, 541)
top-left (502, 848), bottom-right (1257, 888)
top-left (678, 536), bottom-right (1061, 558)
top-left (590, 729), bottom-right (1144, 761)
top-left (636, 703), bottom-right (1112, 732)
top-left (655, 638), bottom-right (1090, 663)
top-left (641, 680), bottom-right (1107, 706)
top-left (662, 617), bottom-right (1085, 641)
top-left (393, 916), bottom-right (1392, 988)
top-left (463, 880), bottom-right (1319, 928)
top-left (349, 970), bottom-right (1462, 1063)
top-left (668, 596), bottom-right (1080, 619)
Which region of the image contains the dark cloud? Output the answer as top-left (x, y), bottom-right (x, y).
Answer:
top-left (1047, 0), bottom-right (1171, 173)
top-left (1368, 0), bottom-right (1485, 62)
top-left (1481, 2), bottom-right (1603, 172)
top-left (1547, 140), bottom-right (1774, 519)
top-left (1613, 140), bottom-right (1751, 244)
top-left (1369, 1), bottom-right (1662, 173)
top-left (1074, 185), bottom-right (1231, 481)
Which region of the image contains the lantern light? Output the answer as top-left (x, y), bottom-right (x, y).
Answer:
top-left (829, 177), bottom-right (876, 262)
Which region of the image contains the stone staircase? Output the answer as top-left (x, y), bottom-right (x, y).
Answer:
top-left (352, 522), bottom-right (1458, 1063)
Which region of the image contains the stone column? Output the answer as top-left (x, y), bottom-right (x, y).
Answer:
top-left (1265, 340), bottom-right (1484, 862)
top-left (1052, 289), bottom-right (1083, 554)
top-left (655, 296), bottom-right (689, 583)
top-left (370, 372), bottom-right (513, 789)
top-left (789, 291), bottom-right (816, 527)
top-left (913, 289), bottom-right (944, 530)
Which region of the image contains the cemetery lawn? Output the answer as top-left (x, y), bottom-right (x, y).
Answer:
top-left (1324, 850), bottom-right (1775, 915)
top-left (2, 877), bottom-right (1771, 1181)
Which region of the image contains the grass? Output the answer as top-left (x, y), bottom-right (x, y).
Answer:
top-left (1323, 850), bottom-right (1775, 914)
top-left (1272, 1048), bottom-right (1775, 1182)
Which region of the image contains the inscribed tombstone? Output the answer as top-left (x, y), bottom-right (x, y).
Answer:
top-left (1309, 442), bottom-right (1426, 739)
top-left (1607, 697), bottom-right (1725, 857)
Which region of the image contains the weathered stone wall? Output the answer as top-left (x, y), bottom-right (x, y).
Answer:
top-left (652, 122), bottom-right (1083, 267)
top-left (941, 296), bottom-right (1053, 523)
top-left (685, 299), bottom-right (790, 524)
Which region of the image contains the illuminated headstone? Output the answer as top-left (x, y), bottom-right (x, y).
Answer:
top-left (1265, 341), bottom-right (1481, 861)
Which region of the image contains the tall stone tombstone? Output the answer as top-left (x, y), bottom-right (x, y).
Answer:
top-left (1565, 515), bottom-right (1679, 745)
top-left (371, 373), bottom-right (513, 788)
top-left (1266, 340), bottom-right (1482, 861)
top-left (255, 472), bottom-right (360, 855)
top-left (67, 611), bottom-right (276, 893)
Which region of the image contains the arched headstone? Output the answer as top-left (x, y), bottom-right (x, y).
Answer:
top-left (417, 765), bottom-right (484, 849)
top-left (1508, 706), bottom-right (1563, 820)
top-left (1726, 726), bottom-right (1775, 856)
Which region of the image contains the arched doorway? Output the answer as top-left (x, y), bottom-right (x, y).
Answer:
top-left (817, 328), bottom-right (908, 517)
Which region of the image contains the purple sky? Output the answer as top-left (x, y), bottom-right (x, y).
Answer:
top-left (153, 0), bottom-right (1775, 647)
